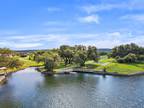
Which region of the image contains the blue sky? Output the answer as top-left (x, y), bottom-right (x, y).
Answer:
top-left (0, 0), bottom-right (144, 50)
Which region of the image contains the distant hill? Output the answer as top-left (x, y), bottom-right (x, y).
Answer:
top-left (98, 48), bottom-right (112, 52)
top-left (15, 48), bottom-right (112, 53)
top-left (16, 50), bottom-right (36, 53)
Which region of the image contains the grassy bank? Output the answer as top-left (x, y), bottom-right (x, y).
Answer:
top-left (2, 55), bottom-right (144, 75)
top-left (52, 56), bottom-right (144, 75)
top-left (0, 57), bottom-right (43, 74)
top-left (85, 56), bottom-right (144, 75)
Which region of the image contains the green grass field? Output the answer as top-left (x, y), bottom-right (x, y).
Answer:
top-left (85, 56), bottom-right (144, 74)
top-left (1, 55), bottom-right (144, 75)
top-left (0, 57), bottom-right (43, 74)
top-left (53, 56), bottom-right (144, 74)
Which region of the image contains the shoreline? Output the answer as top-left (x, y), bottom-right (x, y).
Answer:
top-left (0, 76), bottom-right (7, 85)
top-left (1, 66), bottom-right (144, 85)
top-left (0, 66), bottom-right (42, 85)
top-left (41, 68), bottom-right (144, 77)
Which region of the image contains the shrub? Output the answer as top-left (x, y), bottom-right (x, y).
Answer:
top-left (116, 56), bottom-right (125, 63)
top-left (73, 55), bottom-right (85, 67)
top-left (137, 55), bottom-right (144, 61)
top-left (44, 58), bottom-right (56, 72)
top-left (116, 53), bottom-right (137, 63)
top-left (8, 58), bottom-right (23, 68)
top-left (124, 53), bottom-right (137, 63)
top-left (73, 51), bottom-right (87, 67)
top-left (0, 56), bottom-right (10, 67)
top-left (99, 52), bottom-right (108, 56)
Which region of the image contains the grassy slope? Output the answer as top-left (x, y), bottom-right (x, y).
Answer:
top-left (54, 56), bottom-right (144, 74)
top-left (85, 56), bottom-right (144, 74)
top-left (54, 63), bottom-right (77, 72)
top-left (0, 57), bottom-right (43, 74)
top-left (1, 55), bottom-right (144, 75)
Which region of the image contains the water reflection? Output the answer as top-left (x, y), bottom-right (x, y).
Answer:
top-left (0, 67), bottom-right (144, 108)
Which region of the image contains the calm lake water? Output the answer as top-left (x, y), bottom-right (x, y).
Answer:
top-left (0, 67), bottom-right (144, 108)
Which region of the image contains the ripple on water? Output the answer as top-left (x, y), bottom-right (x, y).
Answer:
top-left (0, 68), bottom-right (144, 108)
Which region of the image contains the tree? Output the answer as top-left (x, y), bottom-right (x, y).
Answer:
top-left (137, 55), bottom-right (144, 61)
top-left (44, 57), bottom-right (55, 72)
top-left (0, 56), bottom-right (10, 67)
top-left (0, 48), bottom-right (14, 57)
top-left (59, 45), bottom-right (74, 65)
top-left (29, 53), bottom-right (35, 60)
top-left (123, 53), bottom-right (137, 63)
top-left (8, 57), bottom-right (23, 68)
top-left (87, 46), bottom-right (99, 62)
top-left (73, 51), bottom-right (87, 66)
top-left (111, 43), bottom-right (144, 58)
top-left (111, 43), bottom-right (144, 63)
top-left (74, 45), bottom-right (87, 52)
top-left (116, 53), bottom-right (137, 63)
top-left (99, 52), bottom-right (108, 56)
top-left (0, 48), bottom-right (13, 54)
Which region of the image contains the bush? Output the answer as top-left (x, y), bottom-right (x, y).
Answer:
top-left (124, 53), bottom-right (137, 63)
top-left (73, 51), bottom-right (87, 67)
top-left (116, 53), bottom-right (137, 63)
top-left (44, 58), bottom-right (56, 72)
top-left (8, 58), bottom-right (23, 68)
top-left (137, 55), bottom-right (144, 61)
top-left (0, 56), bottom-right (10, 67)
top-left (116, 56), bottom-right (125, 63)
top-left (73, 55), bottom-right (85, 67)
top-left (99, 52), bottom-right (108, 56)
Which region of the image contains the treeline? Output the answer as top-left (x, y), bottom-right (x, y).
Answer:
top-left (110, 43), bottom-right (144, 63)
top-left (1, 43), bottom-right (144, 71)
top-left (29, 45), bottom-right (99, 71)
top-left (0, 48), bottom-right (23, 68)
top-left (28, 43), bottom-right (144, 71)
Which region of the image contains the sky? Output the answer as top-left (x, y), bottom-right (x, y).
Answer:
top-left (0, 0), bottom-right (144, 50)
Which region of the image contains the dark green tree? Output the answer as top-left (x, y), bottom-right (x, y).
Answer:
top-left (73, 51), bottom-right (87, 66)
top-left (44, 57), bottom-right (55, 72)
top-left (87, 46), bottom-right (99, 62)
top-left (59, 45), bottom-right (74, 65)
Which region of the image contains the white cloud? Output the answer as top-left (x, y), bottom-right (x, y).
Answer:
top-left (10, 34), bottom-right (68, 43)
top-left (14, 43), bottom-right (43, 49)
top-left (0, 34), bottom-right (69, 49)
top-left (82, 3), bottom-right (126, 13)
top-left (78, 15), bottom-right (99, 24)
top-left (121, 14), bottom-right (144, 22)
top-left (80, 40), bottom-right (122, 48)
top-left (82, 1), bottom-right (144, 14)
top-left (0, 31), bottom-right (144, 49)
top-left (0, 40), bottom-right (43, 49)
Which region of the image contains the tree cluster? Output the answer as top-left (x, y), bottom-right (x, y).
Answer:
top-left (0, 56), bottom-right (23, 68)
top-left (32, 50), bottom-right (60, 71)
top-left (32, 45), bottom-right (99, 71)
top-left (111, 43), bottom-right (144, 63)
top-left (59, 45), bottom-right (99, 66)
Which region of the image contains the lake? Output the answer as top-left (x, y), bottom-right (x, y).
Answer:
top-left (0, 67), bottom-right (144, 108)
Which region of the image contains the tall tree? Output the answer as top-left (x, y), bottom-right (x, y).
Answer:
top-left (73, 51), bottom-right (87, 66)
top-left (87, 46), bottom-right (99, 62)
top-left (59, 45), bottom-right (74, 65)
